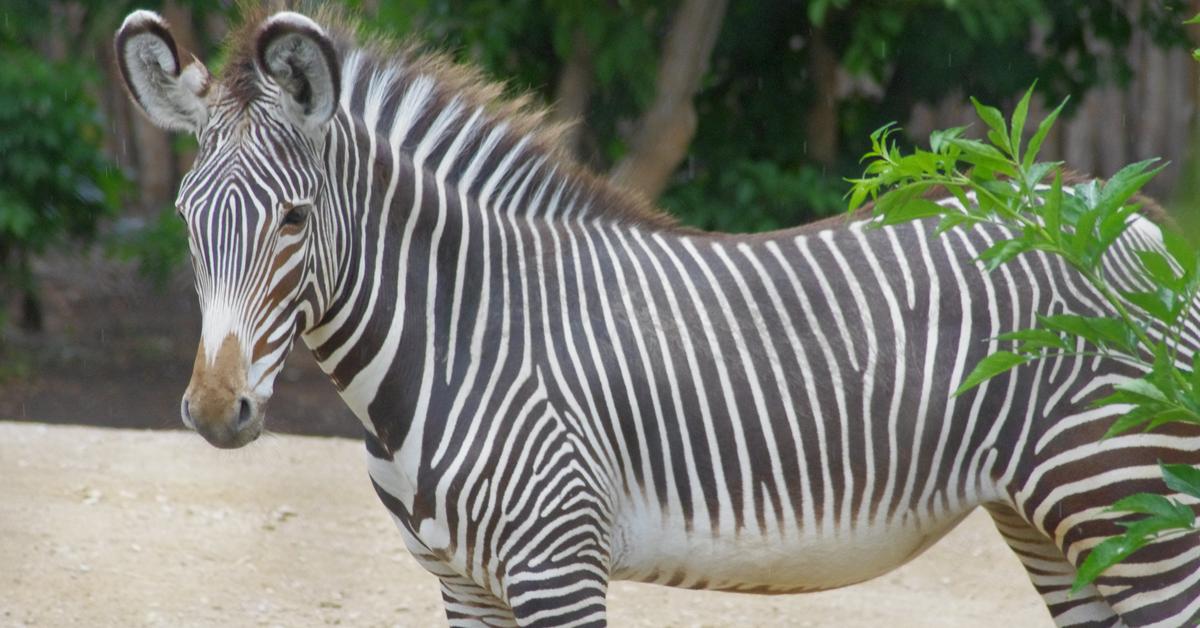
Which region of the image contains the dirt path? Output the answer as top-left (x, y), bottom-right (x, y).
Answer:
top-left (0, 422), bottom-right (1051, 627)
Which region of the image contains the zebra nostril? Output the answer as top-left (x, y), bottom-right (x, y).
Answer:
top-left (181, 398), bottom-right (193, 425)
top-left (236, 397), bottom-right (254, 429)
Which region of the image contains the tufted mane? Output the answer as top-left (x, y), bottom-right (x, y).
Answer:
top-left (214, 2), bottom-right (681, 230)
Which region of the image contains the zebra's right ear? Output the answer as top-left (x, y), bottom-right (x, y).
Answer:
top-left (114, 10), bottom-right (210, 134)
top-left (255, 12), bottom-right (341, 134)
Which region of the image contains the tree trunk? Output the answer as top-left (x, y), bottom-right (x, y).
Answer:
top-left (123, 1), bottom-right (202, 215)
top-left (17, 253), bottom-right (41, 333)
top-left (804, 26), bottom-right (839, 166)
top-left (610, 0), bottom-right (728, 200)
top-left (550, 29), bottom-right (593, 158)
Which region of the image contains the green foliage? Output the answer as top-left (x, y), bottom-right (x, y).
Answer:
top-left (844, 0), bottom-right (1192, 107)
top-left (851, 87), bottom-right (1200, 593)
top-left (362, 0), bottom-right (662, 162)
top-left (0, 46), bottom-right (123, 320)
top-left (351, 1), bottom-right (1194, 232)
top-left (661, 161), bottom-right (845, 232)
top-left (107, 209), bottom-right (189, 290)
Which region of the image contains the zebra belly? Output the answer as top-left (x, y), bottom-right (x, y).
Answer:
top-left (610, 507), bottom-right (971, 593)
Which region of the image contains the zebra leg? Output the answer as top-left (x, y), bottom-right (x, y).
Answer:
top-left (440, 574), bottom-right (519, 628)
top-left (499, 507), bottom-right (612, 626)
top-left (984, 503), bottom-right (1125, 627)
top-left (1063, 514), bottom-right (1200, 626)
top-left (504, 567), bottom-right (608, 628)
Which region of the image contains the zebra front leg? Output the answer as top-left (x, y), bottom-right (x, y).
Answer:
top-left (984, 503), bottom-right (1125, 627)
top-left (504, 566), bottom-right (609, 628)
top-left (440, 574), bottom-right (519, 628)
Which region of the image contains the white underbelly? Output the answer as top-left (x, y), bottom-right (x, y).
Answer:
top-left (610, 504), bottom-right (971, 593)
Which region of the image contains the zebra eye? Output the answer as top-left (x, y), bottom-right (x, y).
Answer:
top-left (281, 203), bottom-right (311, 229)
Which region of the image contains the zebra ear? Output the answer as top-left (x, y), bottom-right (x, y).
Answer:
top-left (256, 12), bottom-right (341, 134)
top-left (114, 10), bottom-right (210, 134)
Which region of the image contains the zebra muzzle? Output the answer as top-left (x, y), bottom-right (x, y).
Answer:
top-left (182, 333), bottom-right (264, 449)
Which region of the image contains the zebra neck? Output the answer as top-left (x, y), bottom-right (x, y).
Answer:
top-left (306, 51), bottom-right (690, 450)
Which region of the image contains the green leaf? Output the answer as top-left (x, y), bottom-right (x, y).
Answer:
top-left (1072, 534), bottom-right (1148, 593)
top-left (1162, 463), bottom-right (1200, 500)
top-left (1117, 514), bottom-right (1191, 540)
top-left (1110, 492), bottom-right (1193, 527)
top-left (1043, 171), bottom-right (1063, 237)
top-left (1085, 317), bottom-right (1138, 353)
top-left (1145, 408), bottom-right (1200, 432)
top-left (995, 328), bottom-right (1071, 353)
top-left (1096, 159), bottom-right (1166, 215)
top-left (1071, 206), bottom-right (1102, 264)
top-left (1137, 250), bottom-right (1182, 289)
top-left (954, 351), bottom-right (1030, 396)
top-left (1104, 407), bottom-right (1156, 438)
top-left (1193, 354), bottom-right (1200, 398)
top-left (947, 185), bottom-right (973, 215)
top-left (1010, 83), bottom-right (1035, 163)
top-left (1162, 229), bottom-right (1197, 282)
top-left (1024, 97), bottom-right (1068, 169)
top-left (848, 184), bottom-right (871, 213)
top-left (1074, 179), bottom-right (1101, 210)
top-left (1036, 314), bottom-right (1136, 353)
top-left (1096, 204), bottom-right (1138, 250)
top-left (971, 96), bottom-right (1010, 154)
top-left (934, 212), bottom-right (970, 236)
top-left (1036, 314), bottom-right (1094, 345)
top-left (1122, 289), bottom-right (1176, 324)
top-left (1024, 161), bottom-right (1058, 192)
top-left (930, 126), bottom-right (966, 154)
top-left (947, 138), bottom-right (1017, 176)
top-left (978, 238), bottom-right (1032, 271)
top-left (1150, 344), bottom-right (1183, 396)
top-left (1115, 378), bottom-right (1170, 403)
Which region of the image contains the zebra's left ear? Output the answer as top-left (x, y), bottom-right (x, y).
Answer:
top-left (256, 12), bottom-right (341, 134)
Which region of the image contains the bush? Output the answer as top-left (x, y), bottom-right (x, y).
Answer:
top-left (0, 49), bottom-right (124, 331)
top-left (662, 161), bottom-right (845, 232)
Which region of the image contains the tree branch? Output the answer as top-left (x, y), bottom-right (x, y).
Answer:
top-left (609, 0), bottom-right (727, 200)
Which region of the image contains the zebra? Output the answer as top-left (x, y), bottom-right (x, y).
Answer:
top-left (114, 7), bottom-right (1200, 626)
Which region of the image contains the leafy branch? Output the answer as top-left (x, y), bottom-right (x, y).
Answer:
top-left (849, 84), bottom-right (1200, 594)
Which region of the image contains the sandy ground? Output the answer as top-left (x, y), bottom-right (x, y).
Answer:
top-left (0, 421), bottom-right (1053, 627)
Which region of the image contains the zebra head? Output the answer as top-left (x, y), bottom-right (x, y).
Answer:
top-left (115, 10), bottom-right (341, 448)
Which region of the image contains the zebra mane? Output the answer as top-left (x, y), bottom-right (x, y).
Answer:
top-left (217, 2), bottom-right (680, 230)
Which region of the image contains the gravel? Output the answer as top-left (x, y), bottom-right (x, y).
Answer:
top-left (0, 422), bottom-right (1051, 627)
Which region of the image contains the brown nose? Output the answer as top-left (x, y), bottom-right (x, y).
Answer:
top-left (182, 394), bottom-right (260, 448)
top-left (182, 333), bottom-right (263, 449)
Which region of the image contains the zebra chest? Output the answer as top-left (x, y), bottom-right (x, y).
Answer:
top-left (365, 449), bottom-right (462, 563)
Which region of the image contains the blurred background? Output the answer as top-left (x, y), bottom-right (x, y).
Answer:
top-left (1, 0), bottom-right (1198, 437)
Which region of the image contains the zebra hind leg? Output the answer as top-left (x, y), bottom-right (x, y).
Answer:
top-left (983, 503), bottom-right (1124, 627)
top-left (440, 574), bottom-right (519, 628)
